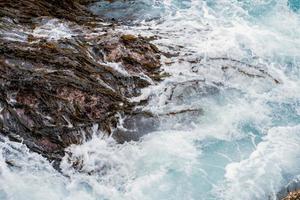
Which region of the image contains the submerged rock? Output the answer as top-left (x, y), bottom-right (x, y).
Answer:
top-left (0, 0), bottom-right (161, 169)
top-left (88, 0), bottom-right (164, 23)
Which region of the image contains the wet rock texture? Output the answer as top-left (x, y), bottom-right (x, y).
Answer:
top-left (283, 191), bottom-right (300, 200)
top-left (0, 0), bottom-right (161, 167)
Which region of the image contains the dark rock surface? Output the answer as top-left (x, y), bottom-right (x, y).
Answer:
top-left (0, 0), bottom-right (161, 168)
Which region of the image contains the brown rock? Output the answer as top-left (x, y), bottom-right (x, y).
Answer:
top-left (0, 0), bottom-right (162, 169)
top-left (282, 190), bottom-right (300, 200)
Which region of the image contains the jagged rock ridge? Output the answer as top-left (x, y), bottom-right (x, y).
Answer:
top-left (0, 0), bottom-right (161, 168)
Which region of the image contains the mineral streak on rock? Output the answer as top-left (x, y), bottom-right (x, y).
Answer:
top-left (0, 0), bottom-right (161, 168)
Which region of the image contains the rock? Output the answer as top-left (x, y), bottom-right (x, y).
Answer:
top-left (121, 34), bottom-right (138, 42)
top-left (282, 190), bottom-right (300, 200)
top-left (277, 179), bottom-right (300, 200)
top-left (113, 112), bottom-right (160, 143)
top-left (99, 33), bottom-right (161, 76)
top-left (0, 0), bottom-right (98, 24)
top-left (0, 0), bottom-right (161, 169)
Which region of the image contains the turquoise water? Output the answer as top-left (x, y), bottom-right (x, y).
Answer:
top-left (1, 0), bottom-right (300, 199)
top-left (288, 0), bottom-right (300, 12)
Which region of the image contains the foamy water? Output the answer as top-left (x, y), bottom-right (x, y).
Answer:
top-left (1, 0), bottom-right (300, 199)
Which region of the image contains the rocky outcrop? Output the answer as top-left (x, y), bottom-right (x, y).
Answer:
top-left (0, 0), bottom-right (96, 24)
top-left (0, 0), bottom-right (161, 168)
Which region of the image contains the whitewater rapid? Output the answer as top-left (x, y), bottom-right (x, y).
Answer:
top-left (1, 0), bottom-right (300, 199)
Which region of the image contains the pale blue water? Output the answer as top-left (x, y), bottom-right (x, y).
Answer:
top-left (1, 0), bottom-right (300, 200)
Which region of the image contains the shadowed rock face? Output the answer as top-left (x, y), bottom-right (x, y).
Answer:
top-left (0, 0), bottom-right (96, 24)
top-left (0, 0), bottom-right (161, 168)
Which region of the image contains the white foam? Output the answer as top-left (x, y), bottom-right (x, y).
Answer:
top-left (219, 125), bottom-right (300, 200)
top-left (33, 19), bottom-right (75, 41)
top-left (1, 0), bottom-right (300, 199)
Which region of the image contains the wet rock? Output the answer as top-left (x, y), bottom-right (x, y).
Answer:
top-left (113, 112), bottom-right (160, 143)
top-left (88, 0), bottom-right (164, 23)
top-left (190, 57), bottom-right (281, 84)
top-left (0, 0), bottom-right (161, 169)
top-left (99, 33), bottom-right (161, 76)
top-left (277, 179), bottom-right (300, 200)
top-left (121, 34), bottom-right (138, 42)
top-left (162, 80), bottom-right (220, 105)
top-left (0, 0), bottom-right (98, 24)
top-left (282, 190), bottom-right (300, 200)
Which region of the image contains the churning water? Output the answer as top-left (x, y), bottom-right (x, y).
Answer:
top-left (1, 0), bottom-right (300, 199)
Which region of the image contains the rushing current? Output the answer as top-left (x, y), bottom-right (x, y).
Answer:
top-left (1, 0), bottom-right (300, 199)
